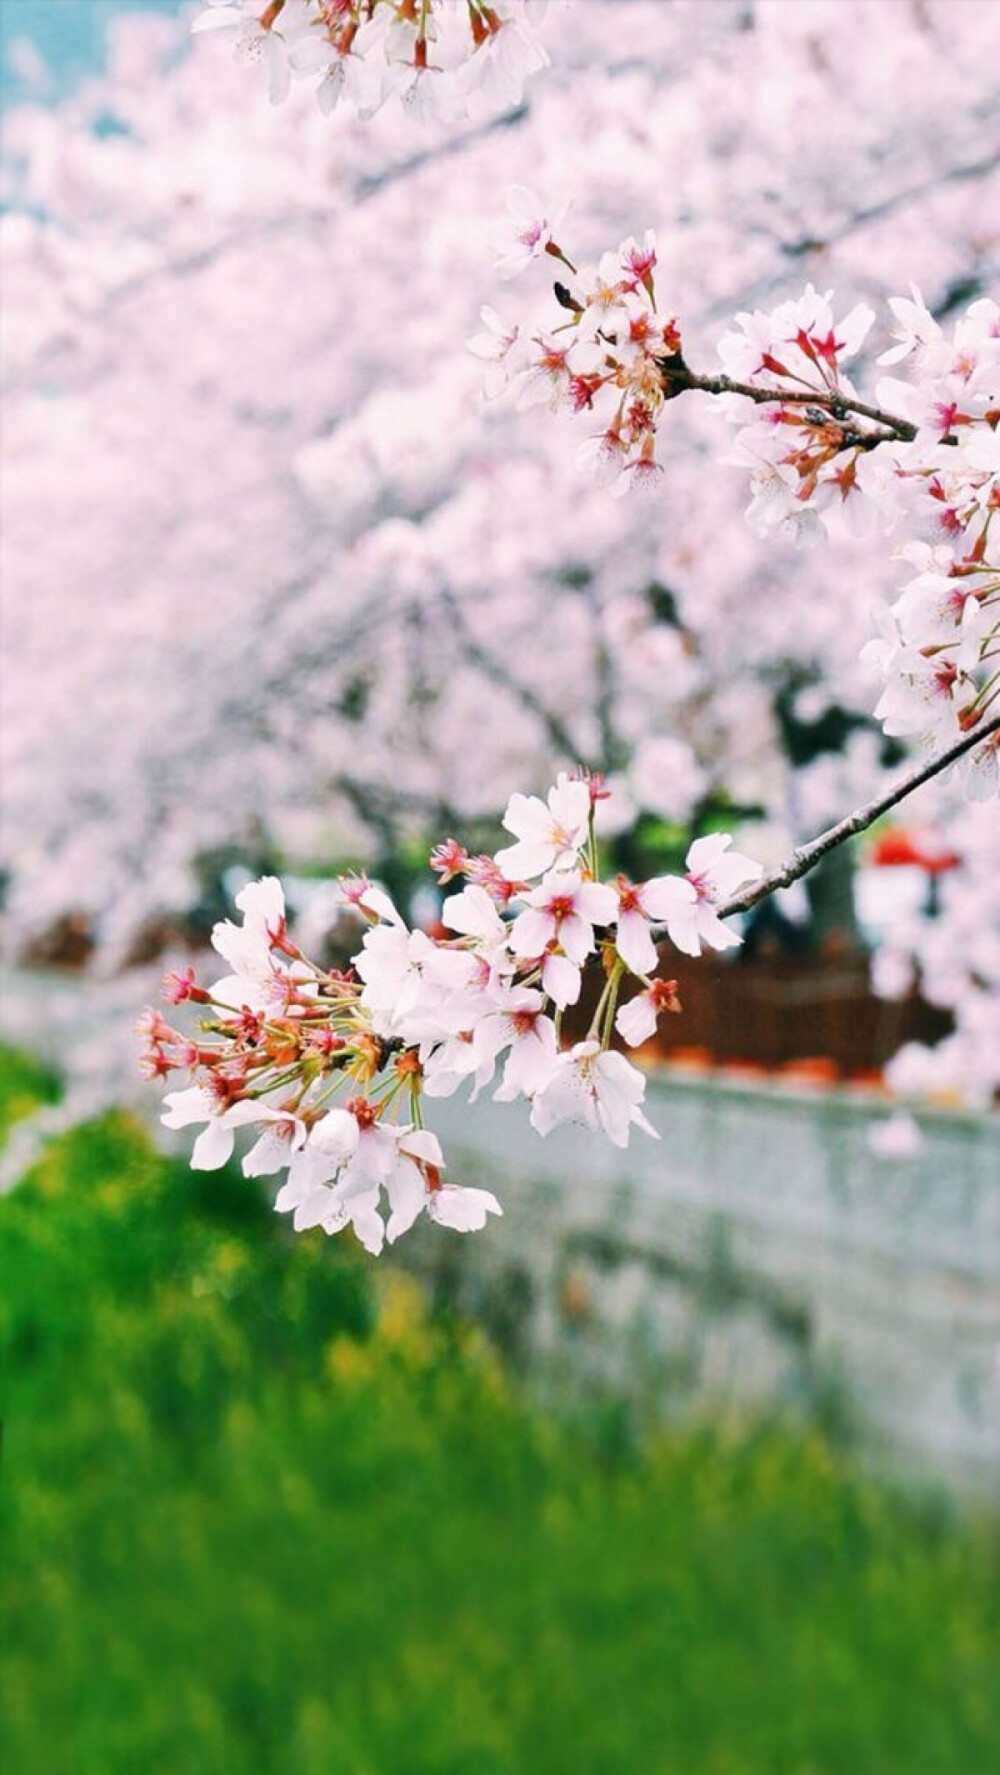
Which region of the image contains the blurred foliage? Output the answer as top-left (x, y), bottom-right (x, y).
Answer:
top-left (0, 1044), bottom-right (61, 1134)
top-left (0, 1057), bottom-right (998, 1773)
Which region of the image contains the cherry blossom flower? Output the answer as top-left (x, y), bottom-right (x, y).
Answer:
top-left (193, 0), bottom-right (551, 122)
top-left (514, 338), bottom-right (577, 412)
top-left (649, 836), bottom-right (763, 958)
top-left (461, 2), bottom-right (549, 110)
top-left (619, 230), bottom-right (657, 296)
top-left (427, 1184), bottom-right (503, 1232)
top-left (717, 286), bottom-right (876, 392)
top-left (162, 1089), bottom-right (288, 1171)
top-left (863, 629), bottom-right (971, 746)
top-left (509, 869), bottom-right (618, 968)
top-left (473, 985), bottom-right (560, 1103)
top-left (241, 1111), bottom-right (309, 1176)
top-left (192, 0), bottom-right (313, 105)
top-left (494, 773), bottom-right (591, 880)
top-left (531, 1042), bottom-right (658, 1148)
top-left (209, 882), bottom-right (313, 1015)
top-left (295, 1178), bottom-right (387, 1254)
top-left (490, 186), bottom-right (568, 281)
top-left (612, 875), bottom-right (683, 975)
top-left (274, 1105), bottom-right (360, 1216)
top-left (336, 874), bottom-right (404, 927)
top-left (440, 883), bottom-right (510, 958)
top-left (614, 977), bottom-right (681, 1048)
top-left (234, 875), bottom-right (288, 945)
top-left (318, 1121), bottom-right (435, 1255)
top-left (878, 285), bottom-right (941, 367)
top-left (466, 306), bottom-right (523, 399)
top-left (384, 1129), bottom-right (502, 1240)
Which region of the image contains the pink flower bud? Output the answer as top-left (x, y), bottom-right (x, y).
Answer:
top-left (162, 966), bottom-right (209, 1005)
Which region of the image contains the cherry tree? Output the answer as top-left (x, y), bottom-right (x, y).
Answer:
top-left (2, 0), bottom-right (998, 1240)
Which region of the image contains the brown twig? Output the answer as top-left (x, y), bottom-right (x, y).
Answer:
top-left (660, 357), bottom-right (918, 443)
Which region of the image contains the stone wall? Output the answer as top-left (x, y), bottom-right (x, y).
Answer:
top-left (418, 1074), bottom-right (1000, 1498)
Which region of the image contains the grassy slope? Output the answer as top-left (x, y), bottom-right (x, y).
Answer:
top-left (0, 1053), bottom-right (997, 1774)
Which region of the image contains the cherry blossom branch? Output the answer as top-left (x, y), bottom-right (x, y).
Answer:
top-left (661, 358), bottom-right (918, 443)
top-left (715, 713), bottom-right (1000, 919)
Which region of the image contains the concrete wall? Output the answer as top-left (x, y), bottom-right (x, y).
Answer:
top-left (421, 1074), bottom-right (1000, 1497)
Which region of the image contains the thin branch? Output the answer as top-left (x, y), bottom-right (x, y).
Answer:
top-left (662, 360), bottom-right (917, 443)
top-left (704, 145), bottom-right (1000, 324)
top-left (781, 144), bottom-right (1000, 261)
top-left (714, 713), bottom-right (1000, 919)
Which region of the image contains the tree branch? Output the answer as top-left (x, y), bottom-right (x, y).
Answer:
top-left (662, 360), bottom-right (917, 443)
top-left (715, 713), bottom-right (1000, 919)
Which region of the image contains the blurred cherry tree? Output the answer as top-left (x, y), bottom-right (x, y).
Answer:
top-left (2, 0), bottom-right (998, 1101)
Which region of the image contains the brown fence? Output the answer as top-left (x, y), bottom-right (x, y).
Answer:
top-left (576, 951), bottom-right (952, 1083)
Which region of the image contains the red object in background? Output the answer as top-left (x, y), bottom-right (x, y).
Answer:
top-left (777, 1056), bottom-right (840, 1088)
top-left (869, 827), bottom-right (960, 873)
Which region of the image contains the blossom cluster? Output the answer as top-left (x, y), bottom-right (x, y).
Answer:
top-left (470, 198), bottom-right (680, 497)
top-left (145, 775), bottom-right (761, 1253)
top-left (192, 0), bottom-right (548, 120)
top-left (718, 287), bottom-right (999, 780)
top-left (7, 0), bottom-right (997, 984)
top-left (477, 196), bottom-right (999, 780)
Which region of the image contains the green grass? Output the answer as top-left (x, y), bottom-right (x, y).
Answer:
top-left (0, 1061), bottom-right (997, 1774)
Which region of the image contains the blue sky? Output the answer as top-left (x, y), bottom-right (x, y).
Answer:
top-left (1, 0), bottom-right (185, 102)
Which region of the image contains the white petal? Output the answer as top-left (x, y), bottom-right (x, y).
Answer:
top-left (542, 951), bottom-right (581, 1008)
top-left (639, 874), bottom-right (695, 922)
top-left (501, 791), bottom-right (550, 843)
top-left (385, 1162), bottom-right (428, 1243)
top-left (191, 1120), bottom-right (235, 1170)
top-left (399, 1128), bottom-right (445, 1168)
top-left (494, 838), bottom-right (552, 881)
top-left (556, 910), bottom-right (594, 967)
top-left (161, 1086), bottom-right (213, 1130)
top-left (191, 9), bottom-right (243, 34)
top-left (442, 885), bottom-right (502, 941)
top-left (510, 907), bottom-right (555, 957)
top-left (695, 907), bottom-right (742, 953)
top-left (347, 1193), bottom-right (385, 1255)
top-left (428, 1186), bottom-right (502, 1232)
top-left (547, 775), bottom-right (590, 831)
top-left (309, 1109), bottom-right (360, 1166)
top-left (615, 994), bottom-right (658, 1048)
top-left (235, 875), bottom-right (285, 935)
top-left (575, 881), bottom-right (618, 925)
top-left (616, 908), bottom-right (658, 976)
top-left (685, 834), bottom-right (732, 875)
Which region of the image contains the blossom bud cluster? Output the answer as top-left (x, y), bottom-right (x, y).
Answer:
top-left (470, 196), bottom-right (680, 496)
top-left (192, 0), bottom-right (548, 121)
top-left (478, 199), bottom-right (999, 783)
top-left (145, 776), bottom-right (762, 1254)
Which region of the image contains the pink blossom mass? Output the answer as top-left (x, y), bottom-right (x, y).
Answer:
top-left (2, 0), bottom-right (999, 1221)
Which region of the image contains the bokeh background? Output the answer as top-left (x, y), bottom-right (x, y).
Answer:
top-left (2, 3), bottom-right (999, 1770)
